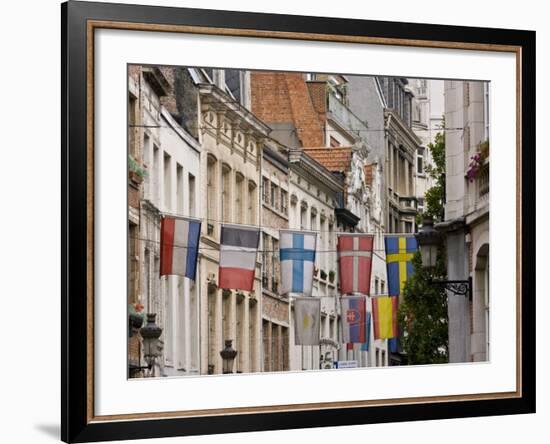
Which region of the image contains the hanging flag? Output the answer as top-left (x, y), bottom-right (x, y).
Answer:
top-left (279, 230), bottom-right (317, 295)
top-left (160, 216), bottom-right (201, 280)
top-left (372, 295), bottom-right (398, 340)
top-left (219, 224), bottom-right (260, 291)
top-left (360, 312), bottom-right (372, 352)
top-left (294, 297), bottom-right (320, 345)
top-left (385, 235), bottom-right (417, 296)
top-left (341, 296), bottom-right (367, 344)
top-left (337, 234), bottom-right (374, 295)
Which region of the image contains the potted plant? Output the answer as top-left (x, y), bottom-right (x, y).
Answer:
top-left (128, 155), bottom-right (147, 184)
top-left (466, 140), bottom-right (489, 182)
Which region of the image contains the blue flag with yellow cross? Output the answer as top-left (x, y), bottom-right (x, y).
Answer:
top-left (384, 235), bottom-right (418, 296)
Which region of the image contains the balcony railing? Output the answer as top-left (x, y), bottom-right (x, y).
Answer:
top-left (327, 93), bottom-right (368, 139)
top-left (477, 163), bottom-right (489, 200)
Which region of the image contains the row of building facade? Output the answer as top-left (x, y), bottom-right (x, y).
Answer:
top-left (127, 64), bottom-right (489, 377)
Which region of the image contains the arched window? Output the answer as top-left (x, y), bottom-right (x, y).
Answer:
top-left (206, 154), bottom-right (217, 236)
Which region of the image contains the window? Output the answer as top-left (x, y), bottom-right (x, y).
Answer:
top-left (262, 177), bottom-right (269, 203)
top-left (310, 211), bottom-right (317, 231)
top-left (272, 238), bottom-right (279, 292)
top-left (202, 67), bottom-right (214, 82)
top-left (128, 93), bottom-right (138, 158)
top-left (152, 145), bottom-right (160, 205)
top-left (417, 147), bottom-right (425, 175)
top-left (262, 233), bottom-right (269, 288)
top-left (235, 173), bottom-right (245, 224)
top-left (188, 174), bottom-right (196, 217)
top-left (404, 221), bottom-right (413, 233)
top-left (281, 189), bottom-right (288, 215)
top-left (163, 153), bottom-right (172, 211)
top-left (330, 136), bottom-right (340, 148)
top-left (248, 181), bottom-right (257, 225)
top-left (128, 223), bottom-right (138, 304)
top-left (300, 204), bottom-right (307, 230)
top-left (270, 182), bottom-right (278, 209)
top-left (224, 69), bottom-right (242, 103)
top-left (221, 164), bottom-right (231, 222)
top-left (206, 155), bottom-right (217, 235)
top-left (176, 164), bottom-right (183, 213)
top-left (408, 163), bottom-right (414, 195)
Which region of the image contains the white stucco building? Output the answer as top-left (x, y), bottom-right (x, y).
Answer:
top-left (442, 79), bottom-right (490, 363)
top-left (287, 149), bottom-right (343, 371)
top-left (128, 66), bottom-right (202, 377)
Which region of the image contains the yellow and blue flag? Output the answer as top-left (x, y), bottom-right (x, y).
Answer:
top-left (385, 235), bottom-right (417, 296)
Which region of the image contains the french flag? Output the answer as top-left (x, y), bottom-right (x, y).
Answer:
top-left (219, 224), bottom-right (260, 291)
top-left (160, 216), bottom-right (201, 280)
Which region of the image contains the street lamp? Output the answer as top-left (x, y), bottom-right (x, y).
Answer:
top-left (140, 313), bottom-right (163, 373)
top-left (416, 215), bottom-right (472, 300)
top-left (415, 215), bottom-right (440, 268)
top-left (220, 339), bottom-right (238, 374)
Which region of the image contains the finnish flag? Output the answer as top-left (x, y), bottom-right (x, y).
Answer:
top-left (279, 230), bottom-right (317, 295)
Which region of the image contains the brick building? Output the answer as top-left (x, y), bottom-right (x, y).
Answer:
top-left (251, 71), bottom-right (390, 368)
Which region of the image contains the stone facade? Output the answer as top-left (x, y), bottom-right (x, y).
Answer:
top-left (197, 77), bottom-right (271, 375)
top-left (377, 77), bottom-right (422, 235)
top-left (443, 80), bottom-right (490, 363)
top-left (261, 143), bottom-right (291, 372)
top-left (287, 149), bottom-right (343, 370)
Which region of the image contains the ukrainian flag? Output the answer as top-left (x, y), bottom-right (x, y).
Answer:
top-left (385, 235), bottom-right (417, 296)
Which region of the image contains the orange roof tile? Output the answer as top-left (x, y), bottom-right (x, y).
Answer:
top-left (303, 147), bottom-right (352, 173)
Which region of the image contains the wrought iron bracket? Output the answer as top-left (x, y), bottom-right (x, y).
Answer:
top-left (430, 276), bottom-right (472, 301)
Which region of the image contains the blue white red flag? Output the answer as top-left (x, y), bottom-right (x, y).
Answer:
top-left (341, 296), bottom-right (367, 344)
top-left (160, 216), bottom-right (201, 280)
top-left (219, 224), bottom-right (260, 291)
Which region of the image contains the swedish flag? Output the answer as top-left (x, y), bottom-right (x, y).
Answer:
top-left (385, 235), bottom-right (417, 296)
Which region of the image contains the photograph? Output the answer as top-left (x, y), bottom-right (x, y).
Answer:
top-left (126, 65), bottom-right (490, 378)
top-left (58, 1), bottom-right (535, 441)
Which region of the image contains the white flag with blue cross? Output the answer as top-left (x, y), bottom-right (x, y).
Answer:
top-left (279, 230), bottom-right (317, 295)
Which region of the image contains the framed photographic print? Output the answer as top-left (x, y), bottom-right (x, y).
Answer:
top-left (61, 0), bottom-right (536, 442)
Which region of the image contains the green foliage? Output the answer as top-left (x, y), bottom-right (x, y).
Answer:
top-left (423, 128), bottom-right (446, 222)
top-left (398, 250), bottom-right (449, 365)
top-left (128, 155), bottom-right (148, 178)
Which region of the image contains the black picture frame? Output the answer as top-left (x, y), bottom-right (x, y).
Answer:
top-left (61, 1), bottom-right (536, 442)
